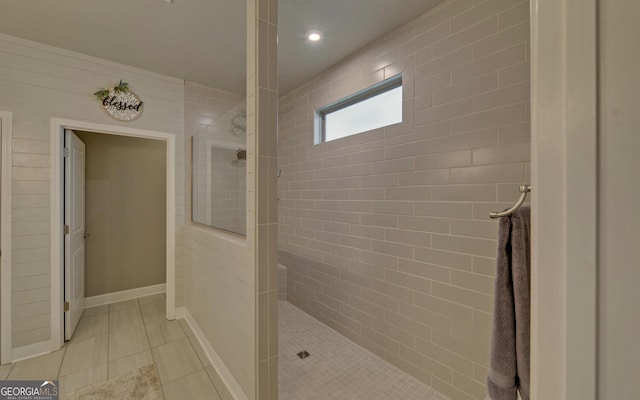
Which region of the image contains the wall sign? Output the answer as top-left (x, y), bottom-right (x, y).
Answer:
top-left (93, 81), bottom-right (143, 121)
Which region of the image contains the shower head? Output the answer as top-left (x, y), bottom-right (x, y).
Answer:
top-left (231, 149), bottom-right (247, 167)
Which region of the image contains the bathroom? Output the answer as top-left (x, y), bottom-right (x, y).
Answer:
top-left (0, 0), bottom-right (637, 399)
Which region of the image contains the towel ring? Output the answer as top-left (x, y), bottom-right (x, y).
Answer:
top-left (489, 185), bottom-right (531, 218)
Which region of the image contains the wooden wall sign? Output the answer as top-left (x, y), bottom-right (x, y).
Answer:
top-left (94, 81), bottom-right (144, 121)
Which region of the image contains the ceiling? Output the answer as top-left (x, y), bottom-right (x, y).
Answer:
top-left (0, 0), bottom-right (444, 94)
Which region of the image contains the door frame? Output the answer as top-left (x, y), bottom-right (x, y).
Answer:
top-left (50, 118), bottom-right (176, 350)
top-left (530, 0), bottom-right (597, 399)
top-left (0, 110), bottom-right (12, 364)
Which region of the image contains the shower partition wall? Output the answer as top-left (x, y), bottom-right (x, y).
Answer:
top-left (192, 101), bottom-right (247, 235)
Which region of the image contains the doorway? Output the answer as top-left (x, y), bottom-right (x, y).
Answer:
top-left (50, 119), bottom-right (176, 350)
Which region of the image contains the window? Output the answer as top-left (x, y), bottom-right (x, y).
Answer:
top-left (317, 75), bottom-right (403, 143)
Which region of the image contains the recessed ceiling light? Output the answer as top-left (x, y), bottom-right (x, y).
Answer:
top-left (306, 29), bottom-right (323, 42)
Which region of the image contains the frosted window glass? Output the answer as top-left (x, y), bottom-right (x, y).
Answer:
top-left (324, 86), bottom-right (402, 142)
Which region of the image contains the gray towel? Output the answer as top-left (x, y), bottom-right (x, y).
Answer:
top-left (487, 206), bottom-right (530, 400)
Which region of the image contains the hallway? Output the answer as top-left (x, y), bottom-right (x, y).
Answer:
top-left (0, 295), bottom-right (227, 399)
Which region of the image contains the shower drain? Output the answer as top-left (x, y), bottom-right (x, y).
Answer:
top-left (296, 350), bottom-right (310, 359)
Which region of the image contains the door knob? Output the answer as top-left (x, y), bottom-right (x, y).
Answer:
top-left (83, 233), bottom-right (91, 239)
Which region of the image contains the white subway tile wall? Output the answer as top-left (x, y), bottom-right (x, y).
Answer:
top-left (278, 1), bottom-right (530, 399)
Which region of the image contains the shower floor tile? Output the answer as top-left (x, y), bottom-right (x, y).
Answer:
top-left (279, 301), bottom-right (451, 400)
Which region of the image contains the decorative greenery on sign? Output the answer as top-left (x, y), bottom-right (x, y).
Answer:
top-left (93, 80), bottom-right (144, 121)
top-left (93, 80), bottom-right (130, 100)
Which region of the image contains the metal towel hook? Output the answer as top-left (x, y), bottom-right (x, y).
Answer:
top-left (489, 185), bottom-right (531, 218)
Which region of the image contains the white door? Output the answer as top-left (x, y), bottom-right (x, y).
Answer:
top-left (64, 129), bottom-right (86, 340)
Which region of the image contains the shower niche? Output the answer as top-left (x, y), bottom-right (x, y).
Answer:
top-left (191, 101), bottom-right (247, 236)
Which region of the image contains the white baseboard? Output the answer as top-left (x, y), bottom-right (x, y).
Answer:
top-left (85, 283), bottom-right (166, 308)
top-left (175, 307), bottom-right (249, 400)
top-left (11, 340), bottom-right (52, 363)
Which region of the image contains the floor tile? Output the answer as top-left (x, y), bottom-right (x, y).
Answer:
top-left (163, 369), bottom-right (221, 400)
top-left (59, 392), bottom-right (76, 400)
top-left (107, 350), bottom-right (153, 379)
top-left (73, 313), bottom-right (108, 342)
top-left (109, 299), bottom-right (139, 312)
top-left (109, 305), bottom-right (144, 332)
top-left (0, 363), bottom-right (13, 380)
top-left (58, 363), bottom-right (107, 395)
top-left (108, 324), bottom-right (150, 361)
top-left (8, 348), bottom-right (65, 380)
top-left (59, 335), bottom-right (108, 376)
top-left (151, 337), bottom-right (202, 384)
top-left (82, 305), bottom-right (109, 317)
top-left (145, 319), bottom-right (185, 348)
top-left (187, 335), bottom-right (211, 367)
top-left (140, 300), bottom-right (165, 324)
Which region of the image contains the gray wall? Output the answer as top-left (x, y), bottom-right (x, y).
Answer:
top-left (598, 1), bottom-right (640, 398)
top-left (278, 1), bottom-right (530, 399)
top-left (76, 131), bottom-right (166, 297)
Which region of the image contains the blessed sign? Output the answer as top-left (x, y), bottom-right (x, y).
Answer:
top-left (94, 81), bottom-right (144, 121)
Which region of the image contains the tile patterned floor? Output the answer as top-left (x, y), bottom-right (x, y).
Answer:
top-left (279, 301), bottom-right (451, 400)
top-left (2, 297), bottom-right (452, 400)
top-left (0, 294), bottom-right (225, 400)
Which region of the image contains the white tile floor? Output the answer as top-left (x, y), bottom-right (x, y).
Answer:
top-left (0, 294), bottom-right (226, 400)
top-left (279, 301), bottom-right (451, 400)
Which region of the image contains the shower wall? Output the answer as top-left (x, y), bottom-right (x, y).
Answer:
top-left (278, 1), bottom-right (530, 399)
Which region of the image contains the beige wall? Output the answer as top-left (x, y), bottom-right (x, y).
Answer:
top-left (0, 33), bottom-right (185, 350)
top-left (278, 1), bottom-right (529, 399)
top-left (75, 131), bottom-right (166, 297)
top-left (598, 1), bottom-right (640, 398)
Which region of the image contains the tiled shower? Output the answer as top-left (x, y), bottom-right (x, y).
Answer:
top-left (277, 1), bottom-right (530, 399)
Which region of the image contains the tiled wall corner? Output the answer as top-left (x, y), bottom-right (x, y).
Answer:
top-left (249, 0), bottom-right (278, 398)
top-left (278, 1), bottom-right (530, 399)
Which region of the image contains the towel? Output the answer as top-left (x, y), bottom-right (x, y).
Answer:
top-left (487, 206), bottom-right (530, 400)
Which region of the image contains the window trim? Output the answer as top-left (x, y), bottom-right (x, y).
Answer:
top-left (317, 74), bottom-right (403, 143)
